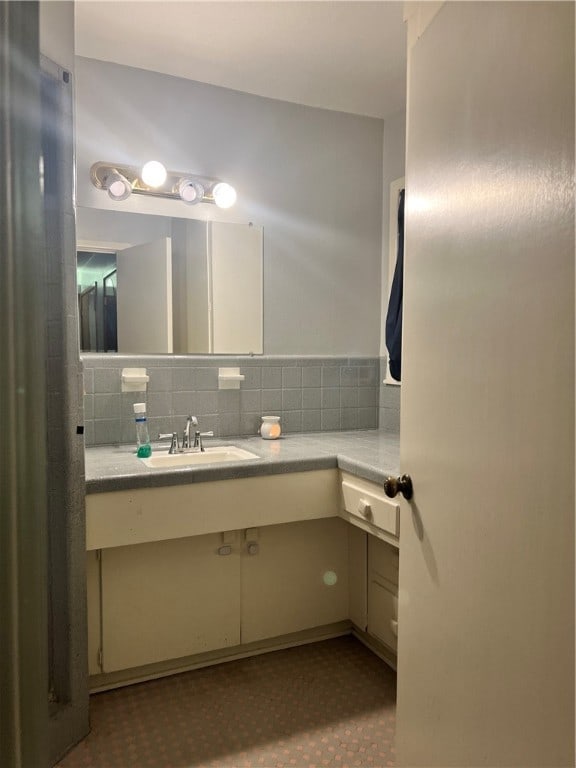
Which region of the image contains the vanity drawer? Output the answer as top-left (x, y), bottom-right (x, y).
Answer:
top-left (369, 535), bottom-right (399, 587)
top-left (368, 577), bottom-right (398, 653)
top-left (341, 474), bottom-right (399, 538)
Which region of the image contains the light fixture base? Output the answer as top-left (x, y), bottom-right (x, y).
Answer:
top-left (90, 161), bottom-right (235, 207)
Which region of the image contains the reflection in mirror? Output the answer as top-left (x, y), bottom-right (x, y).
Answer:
top-left (76, 207), bottom-right (263, 355)
top-left (77, 251), bottom-right (117, 352)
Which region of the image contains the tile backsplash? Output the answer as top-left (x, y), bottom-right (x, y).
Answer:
top-left (82, 355), bottom-right (385, 446)
top-left (379, 357), bottom-right (401, 433)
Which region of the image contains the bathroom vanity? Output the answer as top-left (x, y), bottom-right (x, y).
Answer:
top-left (85, 430), bottom-right (401, 690)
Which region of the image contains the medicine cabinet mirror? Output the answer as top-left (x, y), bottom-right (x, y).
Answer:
top-left (76, 207), bottom-right (263, 355)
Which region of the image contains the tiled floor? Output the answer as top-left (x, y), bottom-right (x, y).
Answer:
top-left (58, 636), bottom-right (396, 768)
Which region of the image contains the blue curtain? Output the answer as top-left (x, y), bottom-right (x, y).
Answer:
top-left (385, 188), bottom-right (405, 381)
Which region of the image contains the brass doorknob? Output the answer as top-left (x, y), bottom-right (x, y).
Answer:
top-left (383, 474), bottom-right (413, 500)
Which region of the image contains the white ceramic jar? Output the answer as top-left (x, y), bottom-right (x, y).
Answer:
top-left (260, 415), bottom-right (281, 439)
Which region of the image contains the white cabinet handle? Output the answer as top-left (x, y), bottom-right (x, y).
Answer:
top-left (358, 498), bottom-right (372, 519)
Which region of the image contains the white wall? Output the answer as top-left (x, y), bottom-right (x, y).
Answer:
top-left (76, 207), bottom-right (172, 248)
top-left (75, 57), bottom-right (384, 356)
top-left (40, 0), bottom-right (75, 72)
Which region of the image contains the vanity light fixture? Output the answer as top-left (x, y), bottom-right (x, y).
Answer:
top-left (90, 161), bottom-right (237, 208)
top-left (178, 178), bottom-right (205, 205)
top-left (212, 182), bottom-right (237, 209)
top-left (141, 160), bottom-right (167, 188)
top-left (103, 169), bottom-right (132, 201)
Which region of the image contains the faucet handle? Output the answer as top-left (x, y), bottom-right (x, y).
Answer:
top-left (158, 432), bottom-right (180, 454)
top-left (194, 430), bottom-right (214, 452)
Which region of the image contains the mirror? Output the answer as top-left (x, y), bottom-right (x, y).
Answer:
top-left (76, 206), bottom-right (263, 355)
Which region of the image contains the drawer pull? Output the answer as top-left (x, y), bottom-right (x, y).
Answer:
top-left (390, 619), bottom-right (398, 637)
top-left (384, 474), bottom-right (413, 500)
top-left (358, 498), bottom-right (372, 520)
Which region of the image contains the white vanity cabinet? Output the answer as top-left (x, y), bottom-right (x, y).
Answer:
top-left (86, 470), bottom-right (342, 681)
top-left (88, 517), bottom-right (348, 678)
top-left (86, 467), bottom-right (401, 685)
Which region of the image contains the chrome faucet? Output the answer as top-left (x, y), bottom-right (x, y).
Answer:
top-left (183, 415), bottom-right (213, 452)
top-left (182, 415), bottom-right (198, 450)
top-left (159, 416), bottom-right (214, 454)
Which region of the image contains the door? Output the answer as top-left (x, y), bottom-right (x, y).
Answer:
top-left (209, 221), bottom-right (263, 354)
top-left (116, 237), bottom-right (173, 352)
top-left (396, 3), bottom-right (574, 767)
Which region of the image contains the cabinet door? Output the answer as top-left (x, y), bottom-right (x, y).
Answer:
top-left (241, 518), bottom-right (349, 644)
top-left (367, 537), bottom-right (399, 652)
top-left (348, 525), bottom-right (368, 631)
top-left (86, 550), bottom-right (102, 676)
top-left (101, 533), bottom-right (240, 672)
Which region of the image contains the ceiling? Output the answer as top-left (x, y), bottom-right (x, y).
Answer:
top-left (74, 1), bottom-right (407, 120)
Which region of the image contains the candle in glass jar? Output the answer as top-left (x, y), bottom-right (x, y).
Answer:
top-left (260, 415), bottom-right (281, 439)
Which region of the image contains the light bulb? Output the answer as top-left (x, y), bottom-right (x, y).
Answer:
top-left (141, 160), bottom-right (167, 188)
top-left (105, 171), bottom-right (131, 201)
top-left (178, 179), bottom-right (205, 205)
top-left (212, 182), bottom-right (237, 209)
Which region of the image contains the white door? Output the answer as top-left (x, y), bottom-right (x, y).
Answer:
top-left (116, 237), bottom-right (173, 352)
top-left (396, 3), bottom-right (574, 767)
top-left (209, 221), bottom-right (263, 354)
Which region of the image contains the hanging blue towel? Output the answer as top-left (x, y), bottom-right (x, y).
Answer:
top-left (385, 188), bottom-right (405, 381)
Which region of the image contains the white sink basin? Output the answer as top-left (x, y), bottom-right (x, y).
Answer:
top-left (140, 446), bottom-right (261, 468)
